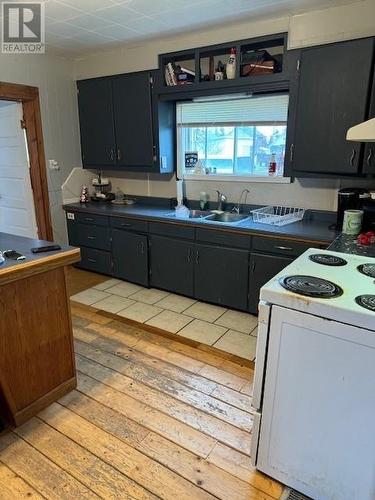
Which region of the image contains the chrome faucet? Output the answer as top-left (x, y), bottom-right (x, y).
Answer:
top-left (216, 190), bottom-right (227, 211)
top-left (232, 189), bottom-right (250, 214)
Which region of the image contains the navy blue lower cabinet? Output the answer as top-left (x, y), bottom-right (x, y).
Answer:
top-left (112, 228), bottom-right (149, 286)
top-left (66, 220), bottom-right (111, 251)
top-left (78, 247), bottom-right (112, 275)
top-left (248, 253), bottom-right (293, 314)
top-left (194, 243), bottom-right (249, 311)
top-left (149, 235), bottom-right (195, 297)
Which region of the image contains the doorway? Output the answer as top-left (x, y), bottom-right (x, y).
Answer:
top-left (0, 101), bottom-right (38, 238)
top-left (0, 81), bottom-right (53, 241)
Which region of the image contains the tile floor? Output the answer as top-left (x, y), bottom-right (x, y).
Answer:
top-left (71, 279), bottom-right (258, 360)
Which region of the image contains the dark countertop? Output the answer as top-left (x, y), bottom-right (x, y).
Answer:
top-left (328, 234), bottom-right (375, 257)
top-left (0, 232), bottom-right (80, 283)
top-left (64, 202), bottom-right (338, 244)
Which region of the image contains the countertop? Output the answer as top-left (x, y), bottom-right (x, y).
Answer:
top-left (328, 233), bottom-right (375, 258)
top-left (0, 232), bottom-right (80, 285)
top-left (64, 202), bottom-right (338, 244)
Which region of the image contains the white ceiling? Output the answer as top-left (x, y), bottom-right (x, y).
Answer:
top-left (5, 0), bottom-right (358, 56)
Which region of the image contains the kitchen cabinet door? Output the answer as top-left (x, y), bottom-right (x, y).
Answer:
top-left (77, 78), bottom-right (116, 168)
top-left (149, 235), bottom-right (194, 296)
top-left (288, 38), bottom-right (374, 176)
top-left (113, 72), bottom-right (155, 168)
top-left (112, 229), bottom-right (149, 286)
top-left (248, 253), bottom-right (293, 314)
top-left (363, 69), bottom-right (375, 175)
top-left (194, 244), bottom-right (249, 311)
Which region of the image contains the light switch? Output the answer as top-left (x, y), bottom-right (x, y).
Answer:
top-left (48, 159), bottom-right (60, 170)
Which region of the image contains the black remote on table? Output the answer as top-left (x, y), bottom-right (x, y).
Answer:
top-left (31, 245), bottom-right (62, 253)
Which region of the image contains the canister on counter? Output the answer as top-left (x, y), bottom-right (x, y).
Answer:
top-left (342, 209), bottom-right (363, 235)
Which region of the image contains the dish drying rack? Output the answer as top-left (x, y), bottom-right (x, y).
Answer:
top-left (251, 205), bottom-right (305, 226)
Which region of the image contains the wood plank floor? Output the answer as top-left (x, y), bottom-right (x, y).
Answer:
top-left (0, 275), bottom-right (284, 499)
top-left (66, 266), bottom-right (108, 296)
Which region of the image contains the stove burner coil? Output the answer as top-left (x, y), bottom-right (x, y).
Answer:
top-left (355, 295), bottom-right (375, 312)
top-left (309, 254), bottom-right (347, 266)
top-left (357, 264), bottom-right (375, 279)
top-left (279, 275), bottom-right (343, 298)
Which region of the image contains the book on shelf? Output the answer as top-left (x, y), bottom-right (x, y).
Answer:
top-left (164, 63), bottom-right (195, 86)
top-left (165, 62), bottom-right (177, 86)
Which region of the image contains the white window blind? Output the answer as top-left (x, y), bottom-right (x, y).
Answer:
top-left (176, 94), bottom-right (289, 125)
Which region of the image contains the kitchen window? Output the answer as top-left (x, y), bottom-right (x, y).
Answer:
top-left (176, 93), bottom-right (289, 181)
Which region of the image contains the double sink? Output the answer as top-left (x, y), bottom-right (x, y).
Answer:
top-left (168, 209), bottom-right (250, 224)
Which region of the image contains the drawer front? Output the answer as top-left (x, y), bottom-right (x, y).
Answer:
top-left (252, 236), bottom-right (311, 257)
top-left (110, 216), bottom-right (148, 233)
top-left (149, 221), bottom-right (195, 240)
top-left (196, 228), bottom-right (251, 249)
top-left (77, 247), bottom-right (112, 275)
top-left (68, 222), bottom-right (111, 251)
top-left (68, 211), bottom-right (109, 227)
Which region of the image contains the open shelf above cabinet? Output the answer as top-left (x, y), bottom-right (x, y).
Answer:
top-left (157, 33), bottom-right (289, 97)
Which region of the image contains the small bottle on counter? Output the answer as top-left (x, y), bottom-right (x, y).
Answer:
top-left (226, 48), bottom-right (237, 80)
top-left (200, 191), bottom-right (208, 210)
top-left (268, 154), bottom-right (277, 176)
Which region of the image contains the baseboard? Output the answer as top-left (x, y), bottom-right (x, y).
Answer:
top-left (12, 377), bottom-right (77, 427)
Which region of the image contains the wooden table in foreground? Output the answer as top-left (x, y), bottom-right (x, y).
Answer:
top-left (0, 232), bottom-right (80, 427)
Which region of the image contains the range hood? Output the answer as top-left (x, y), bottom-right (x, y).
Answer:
top-left (346, 118), bottom-right (375, 142)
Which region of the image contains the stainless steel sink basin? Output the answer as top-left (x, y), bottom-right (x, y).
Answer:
top-left (205, 213), bottom-right (250, 223)
top-left (167, 209), bottom-right (212, 219)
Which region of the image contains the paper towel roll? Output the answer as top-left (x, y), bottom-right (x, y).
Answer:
top-left (176, 180), bottom-right (184, 205)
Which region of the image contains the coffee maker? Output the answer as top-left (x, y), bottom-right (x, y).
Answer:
top-left (336, 188), bottom-right (369, 230)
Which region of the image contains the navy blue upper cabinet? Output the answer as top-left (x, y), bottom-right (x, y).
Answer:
top-left (77, 71), bottom-right (174, 173)
top-left (287, 37), bottom-right (375, 177)
top-left (77, 78), bottom-right (116, 167)
top-left (113, 72), bottom-right (155, 168)
top-left (363, 66), bottom-right (375, 175)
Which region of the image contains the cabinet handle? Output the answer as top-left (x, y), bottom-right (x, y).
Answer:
top-left (140, 241), bottom-right (145, 254)
top-left (274, 245), bottom-right (293, 251)
top-left (110, 149), bottom-right (114, 161)
top-left (367, 148), bottom-right (373, 167)
top-left (83, 217), bottom-right (94, 222)
top-left (289, 143), bottom-right (294, 162)
top-left (120, 223), bottom-right (132, 227)
top-left (195, 249), bottom-right (199, 264)
top-left (87, 236), bottom-right (95, 240)
top-left (87, 258), bottom-right (97, 263)
top-left (187, 248), bottom-right (191, 263)
top-left (117, 148), bottom-right (122, 161)
top-left (349, 148), bottom-right (356, 167)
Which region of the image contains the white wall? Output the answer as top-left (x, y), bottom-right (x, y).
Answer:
top-left (0, 52), bottom-right (81, 243)
top-left (71, 0), bottom-right (375, 212)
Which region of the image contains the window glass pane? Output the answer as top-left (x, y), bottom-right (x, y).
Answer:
top-left (177, 93), bottom-right (288, 177)
top-left (206, 127), bottom-right (234, 174)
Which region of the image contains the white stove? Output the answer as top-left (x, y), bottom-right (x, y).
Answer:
top-left (251, 248), bottom-right (375, 500)
top-left (260, 248), bottom-right (375, 330)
